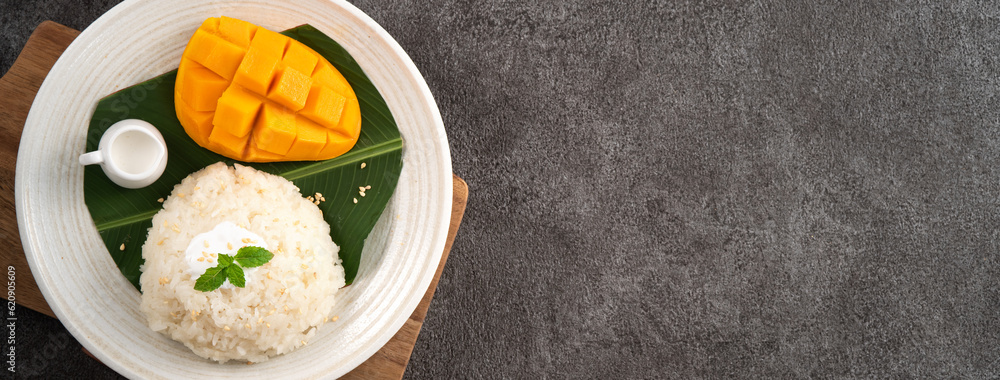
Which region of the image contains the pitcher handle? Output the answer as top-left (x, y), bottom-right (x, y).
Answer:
top-left (79, 151), bottom-right (104, 166)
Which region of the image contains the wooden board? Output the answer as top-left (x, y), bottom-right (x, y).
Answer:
top-left (0, 21), bottom-right (467, 379)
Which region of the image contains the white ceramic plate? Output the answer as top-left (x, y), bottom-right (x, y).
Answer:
top-left (15, 0), bottom-right (451, 378)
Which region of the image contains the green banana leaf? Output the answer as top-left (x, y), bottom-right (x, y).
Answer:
top-left (84, 25), bottom-right (402, 290)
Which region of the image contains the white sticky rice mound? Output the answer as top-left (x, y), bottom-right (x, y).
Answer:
top-left (139, 162), bottom-right (345, 363)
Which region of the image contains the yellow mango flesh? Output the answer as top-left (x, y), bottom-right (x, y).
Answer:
top-left (174, 16), bottom-right (361, 162)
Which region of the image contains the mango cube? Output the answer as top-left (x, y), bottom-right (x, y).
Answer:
top-left (283, 42), bottom-right (319, 76)
top-left (178, 59), bottom-right (228, 111)
top-left (285, 117), bottom-right (328, 160)
top-left (186, 29), bottom-right (246, 80)
top-left (299, 85), bottom-right (346, 127)
top-left (233, 45), bottom-right (281, 96)
top-left (334, 97), bottom-right (362, 139)
top-left (319, 129), bottom-right (356, 159)
top-left (268, 67), bottom-right (312, 111)
top-left (198, 17), bottom-right (219, 34)
top-left (208, 126), bottom-right (249, 158)
top-left (252, 105), bottom-right (297, 155)
top-left (312, 63), bottom-right (353, 96)
top-left (213, 86), bottom-right (261, 137)
top-left (218, 16), bottom-right (257, 48)
top-left (175, 96), bottom-right (214, 143)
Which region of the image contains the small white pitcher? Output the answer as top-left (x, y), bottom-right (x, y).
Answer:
top-left (79, 119), bottom-right (168, 189)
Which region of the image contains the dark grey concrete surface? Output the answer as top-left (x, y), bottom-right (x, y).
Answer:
top-left (4, 0), bottom-right (1000, 378)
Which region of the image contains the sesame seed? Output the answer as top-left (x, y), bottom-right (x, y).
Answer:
top-left (266, 272), bottom-right (273, 279)
top-left (245, 324), bottom-right (251, 329)
top-left (360, 162), bottom-right (366, 169)
top-left (157, 239), bottom-right (165, 245)
top-left (227, 242), bottom-right (233, 250)
top-left (224, 326), bottom-right (231, 331)
top-left (266, 323), bottom-right (271, 328)
top-left (119, 244), bottom-right (125, 251)
top-left (194, 186), bottom-right (200, 190)
top-left (242, 238), bottom-right (251, 244)
top-left (316, 192), bottom-right (323, 198)
top-left (319, 196), bottom-right (326, 201)
top-left (203, 240), bottom-right (209, 248)
top-left (293, 220), bottom-right (300, 226)
top-left (159, 277), bottom-right (170, 285)
top-left (301, 340), bottom-right (307, 345)
top-left (197, 257), bottom-right (205, 262)
top-left (366, 185), bottom-right (371, 190)
top-left (178, 193), bottom-right (185, 198)
top-left (360, 192), bottom-right (366, 197)
top-left (273, 218), bottom-right (279, 222)
top-left (301, 264), bottom-right (309, 269)
top-left (207, 258), bottom-right (214, 263)
top-left (359, 186), bottom-right (365, 192)
top-left (307, 196), bottom-right (314, 202)
top-left (353, 198), bottom-right (358, 204)
top-left (157, 198), bottom-right (164, 203)
top-left (331, 316), bottom-right (339, 322)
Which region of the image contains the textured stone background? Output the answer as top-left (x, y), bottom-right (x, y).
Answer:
top-left (4, 0), bottom-right (1000, 378)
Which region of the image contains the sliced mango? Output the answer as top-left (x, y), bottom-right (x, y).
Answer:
top-left (268, 67), bottom-right (312, 111)
top-left (213, 85), bottom-right (261, 137)
top-left (285, 117), bottom-right (329, 160)
top-left (234, 42), bottom-right (282, 96)
top-left (177, 59), bottom-right (228, 111)
top-left (283, 42), bottom-right (319, 76)
top-left (300, 85), bottom-right (347, 127)
top-left (208, 126), bottom-right (249, 158)
top-left (252, 105), bottom-right (296, 155)
top-left (199, 17), bottom-right (220, 34)
top-left (174, 96), bottom-right (214, 143)
top-left (175, 17), bottom-right (362, 162)
top-left (186, 29), bottom-right (245, 80)
top-left (218, 16), bottom-right (257, 48)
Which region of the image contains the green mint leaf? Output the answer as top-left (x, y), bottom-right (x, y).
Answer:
top-left (218, 253), bottom-right (234, 268)
top-left (226, 264), bottom-right (245, 288)
top-left (235, 246), bottom-right (274, 268)
top-left (194, 266), bottom-right (227, 292)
